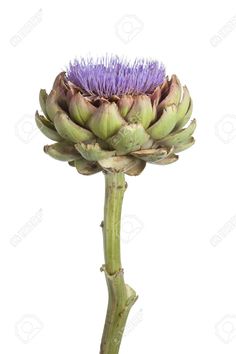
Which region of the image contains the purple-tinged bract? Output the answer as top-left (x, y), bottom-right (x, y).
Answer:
top-left (67, 56), bottom-right (165, 98)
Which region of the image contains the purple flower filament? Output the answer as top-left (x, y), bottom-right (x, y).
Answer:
top-left (67, 56), bottom-right (165, 98)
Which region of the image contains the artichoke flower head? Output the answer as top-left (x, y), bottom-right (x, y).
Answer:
top-left (36, 56), bottom-right (196, 175)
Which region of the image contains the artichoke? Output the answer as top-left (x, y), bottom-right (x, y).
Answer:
top-left (36, 58), bottom-right (195, 176)
top-left (35, 57), bottom-right (197, 354)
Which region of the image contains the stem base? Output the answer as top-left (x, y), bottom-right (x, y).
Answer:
top-left (100, 266), bottom-right (138, 354)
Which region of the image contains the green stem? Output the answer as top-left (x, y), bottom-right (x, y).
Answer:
top-left (100, 172), bottom-right (138, 354)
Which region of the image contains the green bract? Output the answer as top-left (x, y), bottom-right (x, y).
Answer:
top-left (36, 73), bottom-right (196, 176)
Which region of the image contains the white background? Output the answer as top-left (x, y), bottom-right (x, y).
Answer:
top-left (1, 0), bottom-right (236, 353)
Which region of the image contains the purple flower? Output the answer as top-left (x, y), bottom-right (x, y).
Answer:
top-left (66, 56), bottom-right (165, 98)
